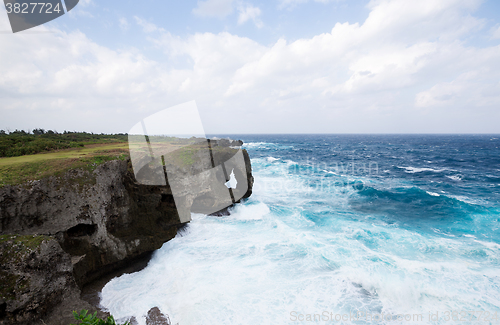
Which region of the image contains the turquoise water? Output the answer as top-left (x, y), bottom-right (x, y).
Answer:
top-left (100, 135), bottom-right (500, 325)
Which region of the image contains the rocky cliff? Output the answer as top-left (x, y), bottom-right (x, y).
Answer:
top-left (0, 143), bottom-right (253, 325)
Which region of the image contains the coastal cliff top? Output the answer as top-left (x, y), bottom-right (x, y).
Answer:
top-left (0, 137), bottom-right (244, 187)
top-left (0, 143), bottom-right (129, 187)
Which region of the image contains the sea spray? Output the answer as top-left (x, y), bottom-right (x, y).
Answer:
top-left (100, 135), bottom-right (500, 325)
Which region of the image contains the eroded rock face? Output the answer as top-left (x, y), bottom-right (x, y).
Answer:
top-left (0, 235), bottom-right (80, 324)
top-left (130, 138), bottom-right (254, 222)
top-left (0, 160), bottom-right (181, 288)
top-left (0, 146), bottom-right (253, 324)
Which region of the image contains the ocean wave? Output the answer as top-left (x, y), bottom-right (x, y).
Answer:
top-left (244, 142), bottom-right (273, 148)
top-left (474, 239), bottom-right (500, 250)
top-left (445, 195), bottom-right (480, 205)
top-left (243, 142), bottom-right (294, 150)
top-left (446, 175), bottom-right (462, 181)
top-left (100, 135), bottom-right (500, 325)
top-left (230, 202), bottom-right (271, 221)
top-left (397, 166), bottom-right (447, 173)
top-left (485, 174), bottom-right (500, 181)
top-left (351, 186), bottom-right (485, 220)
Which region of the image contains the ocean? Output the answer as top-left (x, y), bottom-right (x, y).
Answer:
top-left (99, 134), bottom-right (500, 325)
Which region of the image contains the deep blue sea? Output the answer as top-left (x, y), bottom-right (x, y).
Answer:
top-left (100, 135), bottom-right (500, 325)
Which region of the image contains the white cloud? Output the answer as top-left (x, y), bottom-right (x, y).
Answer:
top-left (278, 0), bottom-right (342, 10)
top-left (1, 0), bottom-right (500, 134)
top-left (192, 0), bottom-right (234, 18)
top-left (491, 25), bottom-right (500, 39)
top-left (66, 0), bottom-right (94, 17)
top-left (223, 0), bottom-right (486, 100)
top-left (237, 4), bottom-right (263, 28)
top-left (0, 19), bottom-right (176, 132)
top-left (166, 0), bottom-right (500, 132)
top-left (134, 16), bottom-right (164, 33)
top-left (415, 50), bottom-right (500, 109)
top-left (119, 18), bottom-right (129, 31)
top-left (79, 0), bottom-right (93, 6)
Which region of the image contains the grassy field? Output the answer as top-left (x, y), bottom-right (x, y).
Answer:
top-left (0, 131), bottom-right (128, 158)
top-left (0, 139), bottom-right (199, 187)
top-left (0, 137), bottom-right (241, 187)
top-left (0, 143), bottom-right (129, 187)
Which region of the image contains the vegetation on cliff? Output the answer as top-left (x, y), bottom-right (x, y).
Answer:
top-left (0, 143), bottom-right (129, 187)
top-left (0, 136), bottom-right (252, 324)
top-left (0, 233), bottom-right (80, 324)
top-left (0, 130), bottom-right (127, 158)
top-left (71, 310), bottom-right (130, 325)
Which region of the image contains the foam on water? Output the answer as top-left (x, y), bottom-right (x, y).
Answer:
top-left (397, 166), bottom-right (447, 174)
top-left (244, 142), bottom-right (270, 148)
top-left (100, 200), bottom-right (500, 324)
top-left (446, 175), bottom-right (462, 181)
top-left (243, 142), bottom-right (294, 150)
top-left (230, 202), bottom-right (270, 220)
top-left (100, 135), bottom-right (500, 324)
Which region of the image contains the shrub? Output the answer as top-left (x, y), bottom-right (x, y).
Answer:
top-left (71, 310), bottom-right (130, 325)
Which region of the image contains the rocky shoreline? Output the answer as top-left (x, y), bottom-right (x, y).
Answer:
top-left (0, 141), bottom-right (253, 325)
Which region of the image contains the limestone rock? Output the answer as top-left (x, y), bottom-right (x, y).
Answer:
top-left (0, 145), bottom-right (253, 324)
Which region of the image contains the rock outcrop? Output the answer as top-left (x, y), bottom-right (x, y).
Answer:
top-left (0, 235), bottom-right (79, 324)
top-left (0, 142), bottom-right (253, 325)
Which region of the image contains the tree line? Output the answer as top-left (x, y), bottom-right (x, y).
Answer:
top-left (0, 129), bottom-right (128, 157)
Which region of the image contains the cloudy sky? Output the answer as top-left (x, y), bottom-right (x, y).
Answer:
top-left (1, 0), bottom-right (500, 134)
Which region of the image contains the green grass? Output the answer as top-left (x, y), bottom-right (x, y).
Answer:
top-left (176, 146), bottom-right (196, 166)
top-left (0, 131), bottom-right (128, 157)
top-left (0, 234), bottom-right (52, 249)
top-left (0, 143), bottom-right (129, 187)
top-left (0, 138), bottom-right (242, 187)
top-left (0, 143), bottom-right (129, 167)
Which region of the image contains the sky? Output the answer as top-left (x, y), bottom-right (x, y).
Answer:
top-left (1, 0), bottom-right (500, 134)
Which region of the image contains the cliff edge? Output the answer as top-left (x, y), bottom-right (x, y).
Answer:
top-left (0, 142), bottom-right (253, 325)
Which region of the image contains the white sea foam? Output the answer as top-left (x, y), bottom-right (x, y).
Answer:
top-left (447, 195), bottom-right (478, 205)
top-left (100, 207), bottom-right (500, 325)
top-left (474, 239), bottom-right (500, 250)
top-left (243, 142), bottom-right (272, 148)
top-left (99, 155), bottom-right (500, 325)
top-left (446, 175), bottom-right (462, 181)
top-left (397, 166), bottom-right (446, 173)
top-left (230, 202), bottom-right (270, 221)
top-left (243, 142), bottom-right (294, 150)
top-left (426, 191), bottom-right (440, 197)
